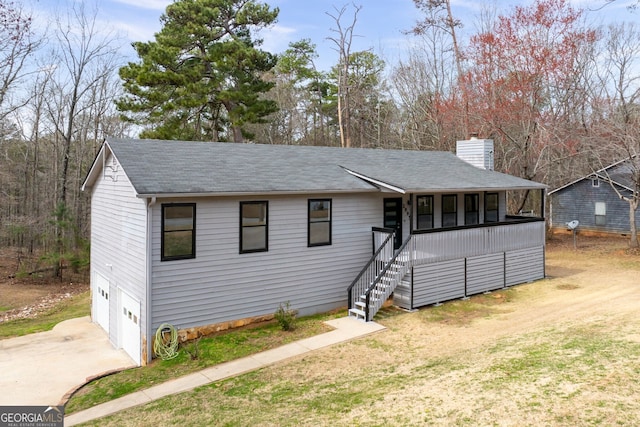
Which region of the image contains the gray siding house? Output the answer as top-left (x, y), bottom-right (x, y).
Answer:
top-left (82, 137), bottom-right (546, 365)
top-left (549, 159), bottom-right (640, 235)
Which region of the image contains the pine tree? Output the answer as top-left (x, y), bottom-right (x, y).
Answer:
top-left (117, 0), bottom-right (279, 142)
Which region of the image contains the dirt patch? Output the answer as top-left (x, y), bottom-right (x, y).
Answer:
top-left (0, 248), bottom-right (89, 323)
top-left (384, 233), bottom-right (639, 349)
top-left (351, 233), bottom-right (640, 425)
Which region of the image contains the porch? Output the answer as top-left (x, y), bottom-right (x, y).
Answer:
top-left (348, 217), bottom-right (546, 321)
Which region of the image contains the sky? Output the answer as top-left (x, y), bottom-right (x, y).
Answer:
top-left (27, 0), bottom-right (639, 72)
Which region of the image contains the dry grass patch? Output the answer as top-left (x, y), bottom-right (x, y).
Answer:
top-left (78, 235), bottom-right (640, 426)
top-left (412, 289), bottom-right (516, 327)
top-left (81, 314), bottom-right (640, 427)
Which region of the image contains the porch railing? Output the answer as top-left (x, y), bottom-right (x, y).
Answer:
top-left (408, 218), bottom-right (545, 267)
top-left (348, 217), bottom-right (545, 321)
top-left (359, 236), bottom-right (412, 320)
top-left (347, 228), bottom-right (395, 313)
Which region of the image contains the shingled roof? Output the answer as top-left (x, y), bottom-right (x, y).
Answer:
top-left (549, 156), bottom-right (638, 195)
top-left (82, 138), bottom-right (546, 197)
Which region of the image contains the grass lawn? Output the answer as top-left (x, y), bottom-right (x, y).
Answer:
top-left (65, 310), bottom-right (343, 414)
top-left (72, 236), bottom-right (640, 426)
top-left (80, 319), bottom-right (640, 427)
top-left (0, 291), bottom-right (90, 339)
top-left (6, 236), bottom-right (640, 426)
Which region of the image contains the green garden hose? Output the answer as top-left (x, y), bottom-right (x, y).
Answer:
top-left (153, 323), bottom-right (179, 360)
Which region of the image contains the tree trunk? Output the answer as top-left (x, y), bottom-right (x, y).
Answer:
top-left (443, 0), bottom-right (468, 137)
top-left (232, 125), bottom-right (244, 143)
top-left (630, 199), bottom-right (639, 248)
top-left (337, 84), bottom-right (345, 147)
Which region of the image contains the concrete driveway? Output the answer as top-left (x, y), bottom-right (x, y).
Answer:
top-left (0, 316), bottom-right (135, 406)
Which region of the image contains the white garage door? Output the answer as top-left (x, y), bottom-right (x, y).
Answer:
top-left (93, 273), bottom-right (110, 333)
top-left (119, 289), bottom-right (141, 366)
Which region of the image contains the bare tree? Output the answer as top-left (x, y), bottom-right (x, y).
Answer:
top-left (326, 3), bottom-right (361, 148)
top-left (48, 3), bottom-right (121, 206)
top-left (391, 28), bottom-right (458, 150)
top-left (42, 2), bottom-right (123, 275)
top-left (410, 0), bottom-right (467, 137)
top-left (0, 1), bottom-right (44, 254)
top-left (0, 1), bottom-right (41, 123)
top-left (591, 22), bottom-right (640, 247)
top-left (7, 61), bottom-right (56, 253)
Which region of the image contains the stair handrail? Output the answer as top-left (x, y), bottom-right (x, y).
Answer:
top-left (363, 234), bottom-right (413, 321)
top-left (347, 230), bottom-right (396, 310)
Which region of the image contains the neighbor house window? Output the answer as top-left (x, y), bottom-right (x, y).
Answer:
top-left (308, 199), bottom-right (331, 246)
top-left (592, 178), bottom-right (600, 188)
top-left (442, 194), bottom-right (457, 227)
top-left (595, 202), bottom-right (606, 226)
top-left (416, 195), bottom-right (434, 229)
top-left (465, 194), bottom-right (479, 225)
top-left (162, 203), bottom-right (196, 261)
top-left (485, 193), bottom-right (499, 223)
top-left (240, 201), bottom-right (268, 253)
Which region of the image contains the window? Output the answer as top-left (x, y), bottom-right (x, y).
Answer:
top-left (592, 178), bottom-right (600, 188)
top-left (416, 195), bottom-right (434, 229)
top-left (595, 202), bottom-right (606, 226)
top-left (442, 195), bottom-right (457, 227)
top-left (308, 199), bottom-right (331, 246)
top-left (464, 194), bottom-right (479, 225)
top-left (240, 201), bottom-right (268, 253)
top-left (162, 203), bottom-right (195, 261)
top-left (485, 193), bottom-right (499, 223)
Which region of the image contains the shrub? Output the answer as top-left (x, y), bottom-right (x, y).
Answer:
top-left (274, 301), bottom-right (298, 331)
top-left (182, 337), bottom-right (202, 360)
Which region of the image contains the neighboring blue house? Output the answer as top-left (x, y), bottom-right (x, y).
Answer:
top-left (549, 158), bottom-right (640, 235)
top-left (82, 137), bottom-right (546, 365)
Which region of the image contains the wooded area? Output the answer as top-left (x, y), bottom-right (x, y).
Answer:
top-left (1, 0), bottom-right (639, 271)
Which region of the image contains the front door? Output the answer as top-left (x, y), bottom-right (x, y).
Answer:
top-left (383, 198), bottom-right (403, 250)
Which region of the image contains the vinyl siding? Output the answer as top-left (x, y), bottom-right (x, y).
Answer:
top-left (406, 246), bottom-right (544, 310)
top-left (90, 154), bottom-right (147, 346)
top-left (465, 253), bottom-right (505, 294)
top-left (456, 139), bottom-right (494, 170)
top-left (410, 260), bottom-right (466, 307)
top-left (551, 179), bottom-right (639, 234)
top-left (399, 222), bottom-right (545, 310)
top-left (150, 193), bottom-right (385, 330)
top-left (506, 247), bottom-right (545, 286)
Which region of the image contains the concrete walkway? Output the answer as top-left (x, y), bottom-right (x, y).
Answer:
top-left (65, 317), bottom-right (385, 426)
top-left (0, 316), bottom-right (135, 406)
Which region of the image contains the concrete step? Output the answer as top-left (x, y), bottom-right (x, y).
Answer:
top-left (348, 308), bottom-right (366, 319)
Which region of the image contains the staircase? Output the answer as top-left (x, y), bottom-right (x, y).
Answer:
top-left (348, 259), bottom-right (410, 321)
top-left (347, 232), bottom-right (412, 322)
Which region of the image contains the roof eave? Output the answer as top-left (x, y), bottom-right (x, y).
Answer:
top-left (134, 187), bottom-right (382, 199)
top-left (81, 141), bottom-right (110, 191)
top-left (550, 156), bottom-right (637, 195)
top-left (342, 168), bottom-right (406, 194)
top-left (549, 173), bottom-right (631, 195)
top-left (406, 185), bottom-right (546, 193)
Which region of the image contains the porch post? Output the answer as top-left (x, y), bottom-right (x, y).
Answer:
top-left (409, 193), bottom-right (414, 234)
